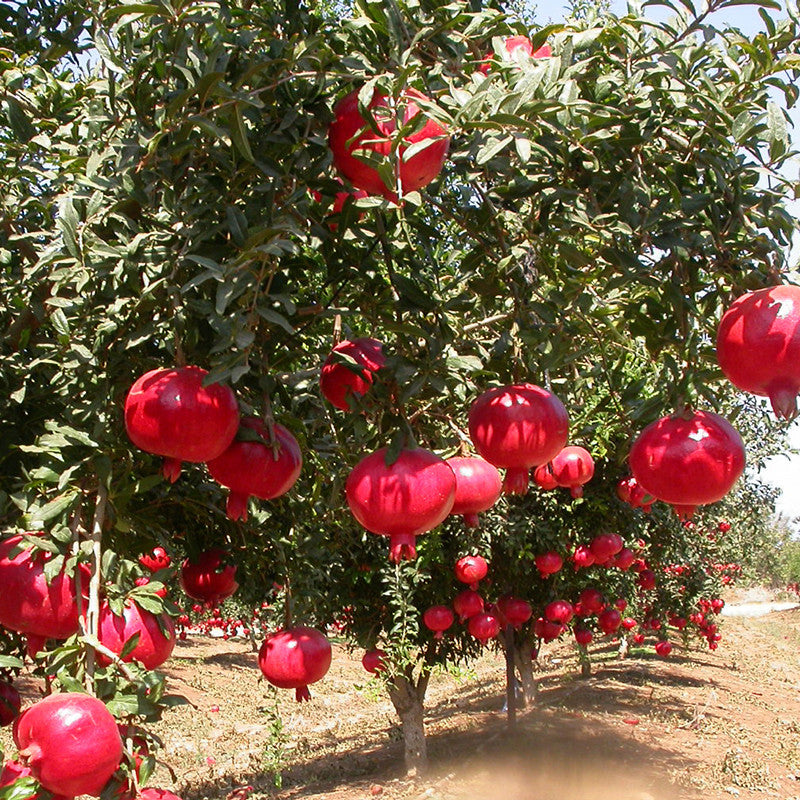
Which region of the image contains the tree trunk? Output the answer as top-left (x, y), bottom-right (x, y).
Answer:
top-left (504, 624), bottom-right (517, 728)
top-left (577, 643), bottom-right (592, 678)
top-left (618, 635), bottom-right (629, 660)
top-left (514, 640), bottom-right (538, 706)
top-left (388, 671), bottom-right (429, 776)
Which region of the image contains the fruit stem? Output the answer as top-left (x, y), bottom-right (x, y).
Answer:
top-left (295, 686), bottom-right (311, 702)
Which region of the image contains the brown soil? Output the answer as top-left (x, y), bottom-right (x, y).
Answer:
top-left (7, 598), bottom-right (800, 800)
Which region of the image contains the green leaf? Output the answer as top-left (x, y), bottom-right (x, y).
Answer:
top-left (3, 97), bottom-right (35, 142)
top-left (28, 491), bottom-right (79, 526)
top-left (231, 104), bottom-right (254, 162)
top-left (0, 655), bottom-right (23, 669)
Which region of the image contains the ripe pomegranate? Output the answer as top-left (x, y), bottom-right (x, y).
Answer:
top-left (629, 410), bottom-right (745, 518)
top-left (319, 338), bottom-right (386, 411)
top-left (637, 569), bottom-right (657, 591)
top-left (572, 544), bottom-right (595, 570)
top-left (0, 534), bottom-right (88, 641)
top-left (138, 546), bottom-right (171, 572)
top-left (716, 284), bottom-right (800, 420)
top-left (180, 549), bottom-right (239, 605)
top-left (328, 88), bottom-right (450, 199)
top-left (574, 627), bottom-right (593, 646)
top-left (454, 555), bottom-right (489, 590)
top-left (362, 648), bottom-right (387, 674)
top-left (590, 533), bottom-right (623, 565)
top-left (13, 692), bottom-right (122, 796)
top-left (345, 447), bottom-right (456, 562)
top-left (447, 456), bottom-right (502, 527)
top-left (207, 417), bottom-right (302, 521)
top-left (98, 599), bottom-right (176, 670)
top-left (654, 640), bottom-right (672, 657)
top-left (550, 446), bottom-right (595, 498)
top-left (544, 600), bottom-right (574, 624)
top-left (1, 760), bottom-right (71, 800)
top-left (0, 681), bottom-right (20, 726)
top-left (621, 617), bottom-right (637, 631)
top-left (137, 790), bottom-right (183, 800)
top-left (478, 36), bottom-right (551, 74)
top-left (124, 366), bottom-right (239, 482)
top-left (497, 596), bottom-right (532, 629)
top-left (578, 588), bottom-right (604, 616)
top-left (613, 547), bottom-right (636, 571)
top-left (719, 520), bottom-right (731, 533)
top-left (453, 589), bottom-right (484, 622)
top-left (534, 617), bottom-right (564, 642)
top-left (598, 608), bottom-right (622, 635)
top-left (468, 384), bottom-right (569, 495)
top-left (535, 551), bottom-right (562, 577)
top-left (468, 612), bottom-right (500, 644)
top-left (423, 605), bottom-right (455, 639)
top-left (258, 627), bottom-right (332, 702)
top-left (533, 463), bottom-right (558, 490)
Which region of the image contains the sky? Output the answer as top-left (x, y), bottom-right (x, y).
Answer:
top-left (533, 0), bottom-right (800, 526)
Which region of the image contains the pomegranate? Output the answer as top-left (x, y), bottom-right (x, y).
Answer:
top-left (497, 596), bottom-right (532, 629)
top-left (207, 417), bottom-right (302, 521)
top-left (423, 605), bottom-right (455, 639)
top-left (454, 555), bottom-right (489, 590)
top-left (98, 599), bottom-right (176, 670)
top-left (544, 600), bottom-right (574, 624)
top-left (446, 456), bottom-right (502, 527)
top-left (124, 366), bottom-right (239, 482)
top-left (468, 384), bottom-right (569, 495)
top-left (578, 588), bottom-right (604, 615)
top-left (716, 284), bottom-right (800, 420)
top-left (362, 648), bottom-right (388, 674)
top-left (137, 791), bottom-right (183, 800)
top-left (535, 550), bottom-right (563, 577)
top-left (613, 547), bottom-right (636, 571)
top-left (0, 681), bottom-right (20, 727)
top-left (637, 569), bottom-right (657, 591)
top-left (138, 546), bottom-right (171, 572)
top-left (180, 549), bottom-right (239, 605)
top-left (629, 410), bottom-right (745, 518)
top-left (719, 520), bottom-right (731, 533)
top-left (320, 338), bottom-right (386, 411)
top-left (614, 598), bottom-right (628, 612)
top-left (621, 617), bottom-right (637, 631)
top-left (574, 627), bottom-right (593, 646)
top-left (534, 617), bottom-right (564, 642)
top-left (590, 533), bottom-right (623, 565)
top-left (345, 447), bottom-right (456, 562)
top-left (478, 36), bottom-right (551, 74)
top-left (0, 760), bottom-right (70, 800)
top-left (654, 640), bottom-right (672, 657)
top-left (572, 545), bottom-right (595, 570)
top-left (328, 188), bottom-right (369, 230)
top-left (468, 612), bottom-right (500, 645)
top-left (598, 608), bottom-right (622, 635)
top-left (550, 446), bottom-right (595, 498)
top-left (258, 627), bottom-right (332, 702)
top-left (533, 463), bottom-right (558, 490)
top-left (13, 692), bottom-right (122, 796)
top-left (328, 88), bottom-right (450, 199)
top-left (0, 534), bottom-right (87, 641)
top-left (453, 589), bottom-right (484, 622)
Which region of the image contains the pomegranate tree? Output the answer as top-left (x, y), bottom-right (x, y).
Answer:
top-left (454, 554), bottom-right (489, 590)
top-left (345, 447), bottom-right (456, 562)
top-left (550, 445), bottom-right (595, 498)
top-left (328, 88), bottom-right (450, 199)
top-left (629, 410), bottom-right (745, 518)
top-left (98, 599), bottom-right (176, 670)
top-left (446, 456), bottom-right (502, 527)
top-left (13, 692), bottom-right (122, 797)
top-left (207, 417), bottom-right (302, 521)
top-left (179, 549), bottom-right (239, 606)
top-left (468, 383), bottom-right (569, 494)
top-left (258, 627), bottom-right (332, 701)
top-left (716, 284), bottom-right (800, 420)
top-left (124, 366), bottom-right (239, 482)
top-left (319, 338), bottom-right (386, 411)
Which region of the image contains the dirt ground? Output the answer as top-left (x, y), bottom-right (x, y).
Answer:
top-left (7, 592), bottom-right (800, 800)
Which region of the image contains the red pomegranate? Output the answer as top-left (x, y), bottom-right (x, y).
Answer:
top-left (578, 588), bottom-right (604, 616)
top-left (453, 589), bottom-right (484, 622)
top-left (549, 446), bottom-right (594, 498)
top-left (716, 284), bottom-right (800, 420)
top-left (328, 88), bottom-right (450, 199)
top-left (13, 692), bottom-right (122, 796)
top-left (124, 366), bottom-right (239, 483)
top-left (497, 596), bottom-right (532, 629)
top-left (180, 549), bottom-right (239, 605)
top-left (629, 410), bottom-right (745, 518)
top-left (637, 569), bottom-right (657, 591)
top-left (454, 555), bottom-right (489, 590)
top-left (423, 605), bottom-right (455, 639)
top-left (590, 533), bottom-right (623, 565)
top-left (478, 36), bottom-right (552, 74)
top-left (1, 760), bottom-right (70, 800)
top-left (138, 546), bottom-right (171, 572)
top-left (598, 608), bottom-right (622, 635)
top-left (320, 338), bottom-right (386, 411)
top-left (654, 640), bottom-right (673, 657)
top-left (468, 384), bottom-right (569, 495)
top-left (535, 550), bottom-right (563, 577)
top-left (345, 447), bottom-right (456, 562)
top-left (468, 612), bottom-right (501, 645)
top-left (574, 627), bottom-right (593, 646)
top-left (613, 547), bottom-right (636, 571)
top-left (617, 476), bottom-right (655, 512)
top-left (534, 617), bottom-right (564, 642)
top-left (138, 790), bottom-right (184, 800)
top-left (544, 600), bottom-right (574, 624)
top-left (572, 545), bottom-right (595, 570)
top-left (0, 681), bottom-right (20, 727)
top-left (98, 599), bottom-right (176, 670)
top-left (0, 535), bottom-right (87, 641)
top-left (621, 617), bottom-right (637, 631)
top-left (362, 648), bottom-right (388, 674)
top-left (258, 627), bottom-right (332, 702)
top-left (328, 188), bottom-right (370, 230)
top-left (207, 417), bottom-right (302, 521)
top-left (533, 463), bottom-right (558, 490)
top-left (446, 456), bottom-right (502, 527)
